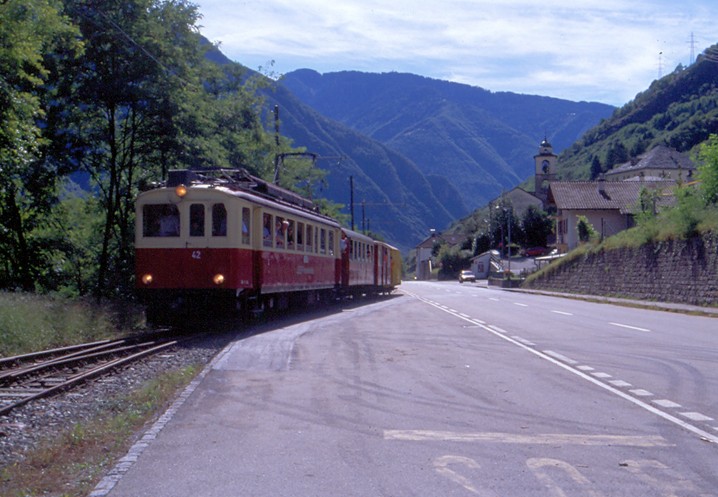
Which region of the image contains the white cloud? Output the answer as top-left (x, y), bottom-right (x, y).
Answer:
top-left (197, 0), bottom-right (718, 105)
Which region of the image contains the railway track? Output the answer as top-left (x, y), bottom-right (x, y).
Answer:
top-left (0, 336), bottom-right (179, 417)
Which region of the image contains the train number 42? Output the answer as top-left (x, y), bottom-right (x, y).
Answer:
top-left (191, 250), bottom-right (202, 260)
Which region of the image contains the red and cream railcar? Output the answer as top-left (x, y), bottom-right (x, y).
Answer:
top-left (339, 228), bottom-right (376, 295)
top-left (135, 169), bottom-right (341, 322)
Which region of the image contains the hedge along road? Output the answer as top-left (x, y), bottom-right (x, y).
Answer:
top-left (95, 281), bottom-right (717, 497)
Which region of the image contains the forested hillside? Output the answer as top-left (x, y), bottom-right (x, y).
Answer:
top-left (281, 70), bottom-right (615, 211)
top-left (556, 44), bottom-right (718, 179)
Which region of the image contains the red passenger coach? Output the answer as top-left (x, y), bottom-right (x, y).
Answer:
top-left (135, 169), bottom-right (342, 323)
top-left (340, 229), bottom-right (376, 294)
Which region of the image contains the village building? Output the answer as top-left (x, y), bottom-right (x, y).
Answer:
top-left (414, 138), bottom-right (691, 277)
top-left (548, 178), bottom-right (676, 252)
top-left (605, 145), bottom-right (695, 182)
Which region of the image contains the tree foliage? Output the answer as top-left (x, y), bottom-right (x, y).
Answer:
top-left (0, 0), bottom-right (308, 297)
top-left (697, 134), bottom-right (718, 205)
top-left (0, 0), bottom-right (81, 290)
top-left (576, 215), bottom-right (598, 243)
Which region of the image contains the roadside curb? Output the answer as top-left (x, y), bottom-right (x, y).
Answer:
top-left (473, 279), bottom-right (718, 317)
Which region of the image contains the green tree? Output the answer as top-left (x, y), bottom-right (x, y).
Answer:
top-left (521, 206), bottom-right (553, 248)
top-left (0, 0), bottom-right (81, 290)
top-left (697, 134), bottom-right (718, 205)
top-left (436, 244), bottom-right (471, 279)
top-left (589, 155), bottom-right (602, 180)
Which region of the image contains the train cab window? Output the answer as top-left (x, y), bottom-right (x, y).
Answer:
top-left (263, 213), bottom-right (273, 247)
top-left (212, 204), bottom-right (227, 237)
top-left (320, 228), bottom-right (326, 255)
top-left (306, 225), bottom-right (313, 252)
top-left (190, 204), bottom-right (204, 237)
top-left (275, 217), bottom-right (286, 248)
top-left (143, 204), bottom-right (180, 237)
top-left (297, 222), bottom-right (305, 250)
top-left (287, 220), bottom-right (295, 250)
top-left (241, 207), bottom-right (250, 245)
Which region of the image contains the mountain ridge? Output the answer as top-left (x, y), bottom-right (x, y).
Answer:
top-left (280, 69), bottom-right (615, 212)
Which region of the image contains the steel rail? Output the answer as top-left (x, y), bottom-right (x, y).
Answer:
top-left (0, 340), bottom-right (178, 417)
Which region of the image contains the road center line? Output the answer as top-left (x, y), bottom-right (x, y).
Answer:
top-left (551, 310), bottom-right (573, 316)
top-left (610, 322), bottom-right (651, 332)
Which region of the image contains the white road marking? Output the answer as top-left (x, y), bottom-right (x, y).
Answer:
top-left (653, 399), bottom-right (682, 408)
top-left (609, 380), bottom-right (632, 388)
top-left (577, 365), bottom-right (594, 371)
top-left (384, 430), bottom-right (672, 447)
top-left (630, 389), bottom-right (653, 397)
top-left (489, 325), bottom-right (507, 334)
top-left (609, 322), bottom-right (651, 332)
top-left (551, 310), bottom-right (573, 316)
top-left (489, 298), bottom-right (500, 302)
top-left (680, 412), bottom-right (714, 422)
top-left (543, 350), bottom-right (578, 365)
top-left (512, 336), bottom-right (535, 346)
top-left (591, 372), bottom-right (612, 379)
top-left (513, 302), bottom-right (528, 307)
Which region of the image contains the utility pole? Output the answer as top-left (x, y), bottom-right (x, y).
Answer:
top-left (349, 176), bottom-right (354, 231)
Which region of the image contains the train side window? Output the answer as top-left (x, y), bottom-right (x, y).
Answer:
top-left (296, 222), bottom-right (304, 250)
top-left (190, 204), bottom-right (204, 237)
top-left (263, 213), bottom-right (273, 247)
top-left (320, 228), bottom-right (326, 255)
top-left (241, 207), bottom-right (250, 245)
top-left (143, 204), bottom-right (180, 237)
top-left (306, 225), bottom-right (313, 252)
top-left (287, 219), bottom-right (295, 250)
top-left (275, 217), bottom-right (286, 248)
top-left (212, 204), bottom-right (227, 237)
top-left (328, 231), bottom-right (334, 256)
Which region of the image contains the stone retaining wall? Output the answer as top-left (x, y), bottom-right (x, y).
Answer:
top-left (522, 233), bottom-right (718, 306)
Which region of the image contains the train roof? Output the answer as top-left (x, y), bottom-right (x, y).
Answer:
top-left (139, 168), bottom-right (340, 227)
top-left (166, 168), bottom-right (316, 211)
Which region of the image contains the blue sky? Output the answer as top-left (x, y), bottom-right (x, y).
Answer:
top-left (196, 0), bottom-right (718, 107)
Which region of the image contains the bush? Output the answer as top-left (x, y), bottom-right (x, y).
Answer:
top-left (576, 215), bottom-right (599, 243)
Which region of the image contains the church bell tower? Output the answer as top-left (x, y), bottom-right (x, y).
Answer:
top-left (534, 137), bottom-right (557, 203)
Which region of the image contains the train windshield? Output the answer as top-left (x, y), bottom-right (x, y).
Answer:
top-left (143, 204), bottom-right (180, 237)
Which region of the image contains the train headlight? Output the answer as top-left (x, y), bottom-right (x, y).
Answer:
top-left (141, 273), bottom-right (153, 285)
top-left (213, 273), bottom-right (225, 285)
top-left (175, 184), bottom-right (188, 198)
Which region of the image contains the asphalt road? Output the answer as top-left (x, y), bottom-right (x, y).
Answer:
top-left (96, 281), bottom-right (718, 496)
